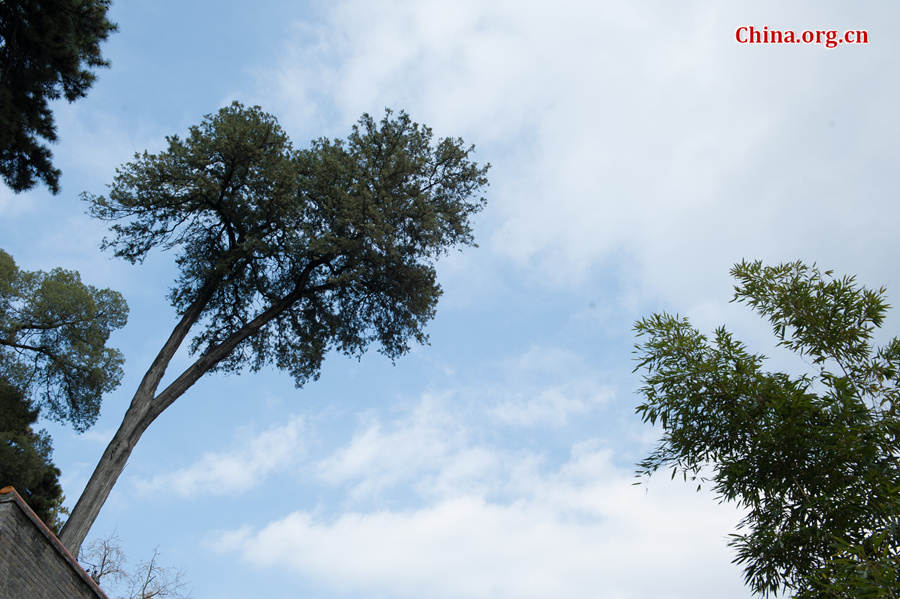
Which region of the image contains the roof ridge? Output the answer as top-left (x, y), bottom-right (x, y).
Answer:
top-left (0, 486), bottom-right (109, 599)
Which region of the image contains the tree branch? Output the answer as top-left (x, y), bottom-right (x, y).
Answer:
top-left (142, 256), bottom-right (331, 424)
top-left (0, 339), bottom-right (60, 361)
top-left (128, 274), bottom-right (222, 412)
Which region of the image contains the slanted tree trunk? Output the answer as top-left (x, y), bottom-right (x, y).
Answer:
top-left (58, 279), bottom-right (217, 556)
top-left (59, 272), bottom-right (322, 556)
top-left (59, 402), bottom-right (150, 556)
top-left (56, 106), bottom-right (488, 560)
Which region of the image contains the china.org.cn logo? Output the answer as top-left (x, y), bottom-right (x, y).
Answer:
top-left (735, 26), bottom-right (869, 48)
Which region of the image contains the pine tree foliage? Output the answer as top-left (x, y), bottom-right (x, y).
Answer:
top-left (59, 102), bottom-right (488, 555)
top-left (0, 249), bottom-right (127, 431)
top-left (0, 0), bottom-right (116, 193)
top-left (87, 103), bottom-right (488, 382)
top-left (0, 377), bottom-right (66, 532)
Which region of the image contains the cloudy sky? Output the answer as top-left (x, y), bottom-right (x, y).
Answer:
top-left (2, 1), bottom-right (898, 597)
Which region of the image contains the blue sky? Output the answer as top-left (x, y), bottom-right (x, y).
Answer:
top-left (2, 1), bottom-right (898, 597)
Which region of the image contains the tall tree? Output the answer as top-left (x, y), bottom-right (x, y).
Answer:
top-left (633, 260), bottom-right (899, 597)
top-left (0, 376), bottom-right (67, 532)
top-left (0, 0), bottom-right (117, 194)
top-left (0, 249), bottom-right (128, 431)
top-left (59, 103), bottom-right (489, 555)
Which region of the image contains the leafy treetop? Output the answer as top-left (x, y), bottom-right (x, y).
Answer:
top-left (0, 0), bottom-right (117, 193)
top-left (0, 249), bottom-right (127, 431)
top-left (634, 260), bottom-right (899, 597)
top-left (87, 103), bottom-right (488, 386)
top-left (58, 104), bottom-right (488, 555)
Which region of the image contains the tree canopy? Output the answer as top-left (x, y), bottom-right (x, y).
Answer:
top-left (0, 248), bottom-right (128, 431)
top-left (60, 102), bottom-right (489, 555)
top-left (634, 260), bottom-right (899, 597)
top-left (0, 376), bottom-right (66, 532)
top-left (0, 0), bottom-right (117, 193)
top-left (88, 103), bottom-right (487, 383)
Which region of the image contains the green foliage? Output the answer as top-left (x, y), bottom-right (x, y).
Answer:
top-left (0, 377), bottom-right (66, 532)
top-left (634, 260), bottom-right (900, 597)
top-left (796, 523), bottom-right (900, 599)
top-left (86, 102), bottom-right (488, 385)
top-left (0, 249), bottom-right (128, 431)
top-left (0, 0), bottom-right (116, 193)
top-left (56, 103), bottom-right (487, 555)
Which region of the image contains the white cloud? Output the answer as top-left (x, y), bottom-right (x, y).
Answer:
top-left (189, 3), bottom-right (897, 597)
top-left (490, 382), bottom-right (612, 427)
top-left (254, 0), bottom-right (900, 311)
top-left (317, 346), bottom-right (615, 504)
top-left (200, 344), bottom-right (751, 598)
top-left (316, 395), bottom-right (502, 502)
top-left (217, 436), bottom-right (749, 599)
top-left (136, 415), bottom-right (306, 497)
top-left (487, 346), bottom-right (614, 427)
top-left (504, 346), bottom-right (587, 376)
